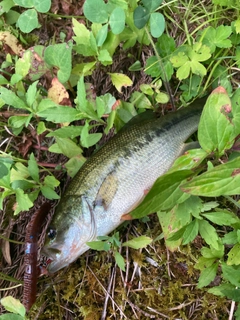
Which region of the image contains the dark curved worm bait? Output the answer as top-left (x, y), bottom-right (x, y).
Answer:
top-left (23, 202), bottom-right (51, 312)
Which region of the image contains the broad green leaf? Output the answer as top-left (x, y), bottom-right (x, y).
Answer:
top-left (49, 137), bottom-right (82, 158)
top-left (33, 0), bottom-right (51, 13)
top-left (209, 285), bottom-right (240, 302)
top-left (169, 149), bottom-right (208, 172)
top-left (47, 126), bottom-right (83, 139)
top-left (72, 18), bottom-right (98, 56)
top-left (221, 262), bottom-right (240, 287)
top-left (133, 5), bottom-right (150, 29)
top-left (202, 210), bottom-right (240, 226)
top-left (41, 185), bottom-right (60, 199)
top-left (201, 244), bottom-right (224, 259)
top-left (0, 314), bottom-right (25, 319)
top-left (0, 87), bottom-right (27, 109)
top-left (122, 236), bottom-right (152, 249)
top-left (150, 12), bottom-right (165, 38)
top-left (109, 7), bottom-right (125, 35)
top-left (130, 170), bottom-right (193, 219)
top-left (155, 92), bottom-right (169, 104)
top-left (15, 51), bottom-right (31, 78)
top-left (227, 243), bottom-right (240, 265)
top-left (195, 257), bottom-right (216, 271)
top-left (142, 0), bottom-right (163, 11)
top-left (170, 43), bottom-right (211, 80)
top-left (0, 162), bottom-right (9, 178)
top-left (0, 0), bottom-right (15, 13)
top-left (197, 262), bottom-right (218, 288)
top-left (15, 189), bottom-right (33, 214)
top-left (10, 163), bottom-right (29, 182)
top-left (43, 175), bottom-right (60, 188)
top-left (28, 153), bottom-right (39, 182)
top-left (208, 283), bottom-right (236, 297)
top-left (76, 76), bottom-right (87, 111)
top-left (108, 72), bottom-right (132, 93)
top-left (202, 25), bottom-right (232, 53)
top-left (222, 230), bottom-right (238, 245)
top-left (198, 87), bottom-right (235, 155)
top-left (13, 0), bottom-right (33, 8)
top-left (0, 296), bottom-right (25, 316)
top-left (26, 80), bottom-right (38, 108)
top-left (96, 24), bottom-right (108, 46)
top-left (64, 155), bottom-right (86, 178)
top-left (98, 49), bottom-right (112, 66)
top-left (114, 251), bottom-right (125, 271)
top-left (181, 157), bottom-right (240, 197)
top-left (44, 42), bottom-right (73, 83)
top-left (17, 9), bottom-right (38, 33)
top-left (199, 219), bottom-right (219, 249)
top-left (80, 122), bottom-right (102, 148)
top-left (182, 219), bottom-right (199, 245)
top-left (83, 0), bottom-right (108, 24)
top-left (86, 240), bottom-right (106, 251)
top-left (37, 106), bottom-right (82, 123)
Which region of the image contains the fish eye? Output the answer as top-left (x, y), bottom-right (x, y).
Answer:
top-left (47, 227), bottom-right (57, 240)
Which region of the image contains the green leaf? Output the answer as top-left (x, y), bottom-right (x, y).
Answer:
top-left (197, 262), bottom-right (218, 288)
top-left (108, 72), bottom-right (132, 93)
top-left (182, 219), bottom-right (199, 245)
top-left (15, 189), bottom-right (33, 214)
top-left (133, 5), bottom-right (150, 29)
top-left (28, 153), bottom-right (39, 182)
top-left (13, 0), bottom-right (33, 8)
top-left (142, 0), bottom-right (163, 11)
top-left (0, 314), bottom-right (25, 319)
top-left (17, 9), bottom-right (39, 33)
top-left (96, 24), bottom-right (108, 46)
top-left (170, 43), bottom-right (211, 80)
top-left (150, 12), bottom-right (165, 38)
top-left (43, 175), bottom-right (60, 189)
top-left (181, 157), bottom-right (240, 197)
top-left (198, 87), bottom-right (235, 155)
top-left (202, 25), bottom-right (232, 53)
top-left (0, 162), bottom-right (9, 178)
top-left (222, 230), bottom-right (238, 245)
top-left (221, 262), bottom-right (240, 286)
top-left (227, 243), bottom-right (240, 265)
top-left (199, 220), bottom-right (219, 249)
top-left (170, 148), bottom-right (208, 172)
top-left (122, 236), bottom-right (152, 249)
top-left (202, 210), bottom-right (240, 226)
top-left (40, 185), bottom-right (60, 199)
top-left (49, 137), bottom-right (82, 158)
top-left (26, 80), bottom-right (38, 108)
top-left (47, 126), bottom-right (83, 139)
top-left (109, 7), bottom-right (125, 35)
top-left (15, 50), bottom-right (31, 78)
top-left (201, 244), bottom-right (224, 259)
top-left (0, 87), bottom-right (27, 109)
top-left (131, 170), bottom-right (193, 219)
top-left (80, 122), bottom-right (102, 148)
top-left (65, 155), bottom-right (86, 178)
top-left (33, 0), bottom-right (51, 13)
top-left (86, 240), bottom-right (106, 251)
top-left (44, 41), bottom-right (73, 83)
top-left (10, 162), bottom-right (29, 181)
top-left (0, 296), bottom-right (25, 317)
top-left (83, 0), bottom-right (108, 24)
top-left (98, 49), bottom-right (112, 66)
top-left (37, 106), bottom-right (81, 123)
top-left (114, 251), bottom-right (125, 271)
top-left (208, 283), bottom-right (236, 297)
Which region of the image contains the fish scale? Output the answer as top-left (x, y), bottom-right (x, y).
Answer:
top-left (42, 97), bottom-right (206, 272)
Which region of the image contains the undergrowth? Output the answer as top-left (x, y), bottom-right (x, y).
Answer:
top-left (1, 0), bottom-right (240, 319)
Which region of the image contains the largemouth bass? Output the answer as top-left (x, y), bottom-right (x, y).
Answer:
top-left (42, 98), bottom-right (206, 273)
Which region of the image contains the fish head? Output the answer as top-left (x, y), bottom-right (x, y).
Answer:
top-left (42, 195), bottom-right (96, 273)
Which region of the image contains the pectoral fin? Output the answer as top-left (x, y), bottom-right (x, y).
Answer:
top-left (94, 171), bottom-right (118, 210)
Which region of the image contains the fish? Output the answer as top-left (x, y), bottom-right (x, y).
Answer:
top-left (42, 97), bottom-right (206, 273)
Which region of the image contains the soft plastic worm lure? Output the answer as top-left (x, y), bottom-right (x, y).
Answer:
top-left (23, 202), bottom-right (51, 312)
